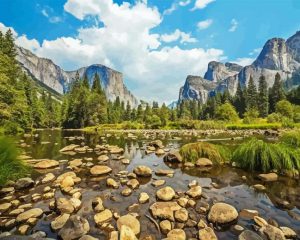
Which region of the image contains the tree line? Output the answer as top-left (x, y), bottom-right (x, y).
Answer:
top-left (1, 27), bottom-right (300, 133)
top-left (0, 29), bottom-right (61, 134)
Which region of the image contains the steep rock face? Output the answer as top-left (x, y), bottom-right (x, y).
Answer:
top-left (17, 47), bottom-right (69, 94)
top-left (178, 76), bottom-right (217, 103)
top-left (16, 47), bottom-right (138, 107)
top-left (253, 38), bottom-right (297, 72)
top-left (65, 65), bottom-right (138, 106)
top-left (178, 31), bottom-right (300, 103)
top-left (203, 61), bottom-right (241, 83)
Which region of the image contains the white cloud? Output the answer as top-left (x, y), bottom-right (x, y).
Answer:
top-left (41, 6), bottom-right (63, 23)
top-left (229, 18), bottom-right (238, 32)
top-left (249, 48), bottom-right (262, 56)
top-left (232, 57), bottom-right (254, 66)
top-left (179, 0), bottom-right (191, 6)
top-left (191, 0), bottom-right (215, 11)
top-left (197, 19), bottom-right (213, 30)
top-left (0, 0), bottom-right (226, 103)
top-left (160, 29), bottom-right (197, 44)
top-left (0, 23), bottom-right (40, 52)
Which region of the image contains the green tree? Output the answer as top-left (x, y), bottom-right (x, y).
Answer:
top-left (258, 75), bottom-right (269, 117)
top-left (246, 76), bottom-right (257, 110)
top-left (233, 82), bottom-right (246, 118)
top-left (270, 73), bottom-right (285, 112)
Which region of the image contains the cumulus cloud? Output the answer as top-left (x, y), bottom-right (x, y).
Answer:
top-left (0, 0), bottom-right (226, 103)
top-left (229, 18), bottom-right (238, 32)
top-left (163, 0), bottom-right (191, 15)
top-left (0, 23), bottom-right (40, 52)
top-left (160, 29), bottom-right (197, 44)
top-left (179, 0), bottom-right (191, 6)
top-left (191, 0), bottom-right (215, 11)
top-left (197, 19), bottom-right (213, 30)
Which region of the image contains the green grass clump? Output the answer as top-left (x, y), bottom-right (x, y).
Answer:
top-left (232, 138), bottom-right (300, 172)
top-left (280, 130), bottom-right (300, 148)
top-left (0, 136), bottom-right (31, 186)
top-left (180, 142), bottom-right (228, 163)
top-left (226, 123), bottom-right (281, 130)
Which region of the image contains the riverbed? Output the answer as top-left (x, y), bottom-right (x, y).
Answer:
top-left (0, 129), bottom-right (299, 239)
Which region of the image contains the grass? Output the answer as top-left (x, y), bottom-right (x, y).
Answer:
top-left (179, 142), bottom-right (228, 163)
top-left (280, 130), bottom-right (300, 148)
top-left (226, 123), bottom-right (282, 130)
top-left (0, 136), bottom-right (31, 186)
top-left (232, 138), bottom-right (300, 172)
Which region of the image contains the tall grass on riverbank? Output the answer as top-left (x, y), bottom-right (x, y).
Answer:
top-left (232, 138), bottom-right (300, 172)
top-left (0, 136), bottom-right (31, 186)
top-left (280, 130), bottom-right (300, 148)
top-left (180, 142), bottom-right (228, 163)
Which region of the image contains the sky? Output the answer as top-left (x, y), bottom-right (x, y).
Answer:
top-left (0, 0), bottom-right (300, 104)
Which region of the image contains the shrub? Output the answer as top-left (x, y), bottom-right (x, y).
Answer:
top-left (243, 108), bottom-right (260, 124)
top-left (180, 142), bottom-right (228, 163)
top-left (226, 123), bottom-right (281, 130)
top-left (215, 102), bottom-right (239, 122)
top-left (0, 136), bottom-right (31, 186)
top-left (232, 138), bottom-right (300, 172)
top-left (276, 100), bottom-right (294, 119)
top-left (267, 113), bottom-right (282, 123)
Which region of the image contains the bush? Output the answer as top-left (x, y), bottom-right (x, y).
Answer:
top-left (0, 136), bottom-right (31, 186)
top-left (180, 142), bottom-right (228, 163)
top-left (243, 108), bottom-right (260, 124)
top-left (267, 113), bottom-right (282, 123)
top-left (215, 102), bottom-right (239, 122)
top-left (276, 100), bottom-right (294, 119)
top-left (232, 138), bottom-right (300, 172)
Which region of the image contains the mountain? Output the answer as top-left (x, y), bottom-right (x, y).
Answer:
top-left (168, 101), bottom-right (178, 109)
top-left (178, 31), bottom-right (300, 103)
top-left (16, 47), bottom-right (139, 107)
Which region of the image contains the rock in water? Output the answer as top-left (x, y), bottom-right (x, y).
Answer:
top-left (133, 165), bottom-right (152, 177)
top-left (34, 159), bottom-right (59, 169)
top-left (156, 186), bottom-right (176, 201)
top-left (208, 203), bottom-right (238, 224)
top-left (117, 214), bottom-right (140, 235)
top-left (16, 208), bottom-right (43, 222)
top-left (258, 173), bottom-right (278, 182)
top-left (238, 230), bottom-right (263, 240)
top-left (120, 225), bottom-right (138, 240)
top-left (58, 215), bottom-right (90, 240)
top-left (198, 227), bottom-right (218, 240)
top-left (167, 229), bottom-right (186, 240)
top-left (15, 177), bottom-right (34, 190)
top-left (150, 202), bottom-right (181, 221)
top-left (90, 165), bottom-right (112, 175)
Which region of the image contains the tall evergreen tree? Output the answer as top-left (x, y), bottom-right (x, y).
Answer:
top-left (258, 75), bottom-right (269, 117)
top-left (246, 76), bottom-right (258, 110)
top-left (269, 73), bottom-right (285, 112)
top-left (233, 82), bottom-right (246, 117)
top-left (82, 73), bottom-right (90, 89)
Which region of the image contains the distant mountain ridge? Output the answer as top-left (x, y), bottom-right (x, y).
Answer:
top-left (179, 31), bottom-right (300, 103)
top-left (16, 47), bottom-right (139, 107)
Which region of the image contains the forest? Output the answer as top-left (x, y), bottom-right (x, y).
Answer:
top-left (1, 28), bottom-right (300, 134)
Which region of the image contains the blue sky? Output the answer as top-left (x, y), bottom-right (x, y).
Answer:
top-left (1, 0), bottom-right (300, 103)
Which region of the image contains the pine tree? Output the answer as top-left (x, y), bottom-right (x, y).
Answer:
top-left (92, 73), bottom-right (102, 94)
top-left (269, 73), bottom-right (285, 112)
top-left (124, 101), bottom-right (131, 121)
top-left (82, 73), bottom-right (90, 89)
top-left (246, 76), bottom-right (258, 110)
top-left (258, 75), bottom-right (269, 117)
top-left (233, 82), bottom-right (246, 117)
top-left (136, 104), bottom-right (144, 122)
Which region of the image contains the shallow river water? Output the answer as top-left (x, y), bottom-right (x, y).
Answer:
top-left (1, 129), bottom-right (300, 239)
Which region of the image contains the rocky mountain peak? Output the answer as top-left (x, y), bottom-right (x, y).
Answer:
top-left (16, 46), bottom-right (138, 107)
top-left (287, 31), bottom-right (300, 63)
top-left (204, 61), bottom-right (241, 83)
top-left (253, 38), bottom-right (292, 71)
